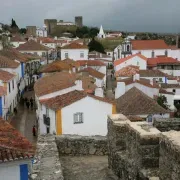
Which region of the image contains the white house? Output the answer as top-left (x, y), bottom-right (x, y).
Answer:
top-left (10, 35), bottom-right (26, 48)
top-left (114, 53), bottom-right (147, 72)
top-left (97, 25), bottom-right (106, 39)
top-left (115, 74), bottom-right (159, 99)
top-left (78, 67), bottom-right (106, 88)
top-left (61, 42), bottom-right (89, 60)
top-left (36, 25), bottom-right (47, 37)
top-left (0, 117), bottom-right (34, 180)
top-left (0, 70), bottom-right (18, 120)
top-left (39, 90), bottom-right (116, 136)
top-left (38, 37), bottom-right (56, 49)
top-left (16, 40), bottom-right (49, 57)
top-left (116, 87), bottom-right (170, 121)
top-left (114, 39), bottom-right (170, 60)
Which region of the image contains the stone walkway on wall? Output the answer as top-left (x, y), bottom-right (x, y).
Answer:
top-left (60, 156), bottom-right (118, 180)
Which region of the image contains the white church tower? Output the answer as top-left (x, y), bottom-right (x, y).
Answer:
top-left (97, 25), bottom-right (106, 39)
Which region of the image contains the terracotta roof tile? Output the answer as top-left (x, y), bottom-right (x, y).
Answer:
top-left (161, 83), bottom-right (180, 89)
top-left (0, 48), bottom-right (39, 63)
top-left (117, 77), bottom-right (159, 88)
top-left (77, 60), bottom-right (106, 66)
top-left (0, 55), bottom-right (20, 68)
top-left (40, 60), bottom-right (70, 73)
top-left (0, 70), bottom-right (15, 82)
top-left (61, 42), bottom-right (88, 49)
top-left (11, 35), bottom-right (26, 42)
top-left (114, 53), bottom-right (147, 66)
top-left (78, 67), bottom-right (105, 79)
top-left (37, 37), bottom-right (55, 43)
top-left (40, 90), bottom-right (114, 110)
top-left (147, 56), bottom-right (179, 67)
top-left (0, 86), bottom-right (6, 96)
top-left (16, 40), bottom-right (49, 51)
top-left (116, 87), bottom-right (168, 115)
top-left (34, 72), bottom-right (76, 97)
top-left (62, 58), bottom-right (80, 67)
top-left (139, 70), bottom-right (167, 77)
top-left (115, 65), bottom-right (139, 77)
top-left (0, 117), bottom-right (35, 163)
top-left (159, 89), bottom-right (174, 95)
top-left (131, 40), bottom-right (169, 50)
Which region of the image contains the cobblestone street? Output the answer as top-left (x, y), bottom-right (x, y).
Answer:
top-left (10, 90), bottom-right (37, 145)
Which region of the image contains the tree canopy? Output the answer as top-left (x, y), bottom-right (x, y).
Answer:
top-left (157, 95), bottom-right (169, 110)
top-left (11, 18), bottom-right (19, 29)
top-left (88, 38), bottom-right (105, 53)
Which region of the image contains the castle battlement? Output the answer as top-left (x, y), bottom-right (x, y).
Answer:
top-left (107, 114), bottom-right (180, 180)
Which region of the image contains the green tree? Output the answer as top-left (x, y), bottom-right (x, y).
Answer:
top-left (19, 28), bottom-right (27, 34)
top-left (11, 18), bottom-right (19, 29)
top-left (157, 95), bottom-right (169, 110)
top-left (88, 38), bottom-right (105, 53)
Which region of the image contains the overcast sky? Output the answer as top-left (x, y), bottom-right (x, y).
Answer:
top-left (0, 0), bottom-right (179, 33)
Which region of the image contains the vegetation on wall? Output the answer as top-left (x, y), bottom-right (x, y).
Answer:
top-left (88, 38), bottom-right (105, 53)
top-left (157, 95), bottom-right (169, 110)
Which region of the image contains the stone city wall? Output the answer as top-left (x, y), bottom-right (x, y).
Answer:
top-left (56, 135), bottom-right (107, 156)
top-left (30, 135), bottom-right (64, 180)
top-left (153, 118), bottom-right (180, 132)
top-left (108, 114), bottom-right (180, 180)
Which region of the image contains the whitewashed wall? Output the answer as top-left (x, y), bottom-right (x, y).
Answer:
top-left (62, 96), bottom-right (112, 136)
top-left (61, 49), bottom-right (89, 60)
top-left (10, 41), bottom-right (26, 48)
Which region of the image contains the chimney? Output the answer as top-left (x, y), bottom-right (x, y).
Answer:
top-left (95, 88), bottom-right (104, 97)
top-left (115, 82), bottom-right (125, 99)
top-left (85, 62), bottom-right (88, 68)
top-left (133, 73), bottom-right (140, 82)
top-left (176, 35), bottom-right (179, 48)
top-left (75, 80), bottom-right (83, 90)
top-left (72, 67), bottom-right (76, 73)
top-left (150, 79), bottom-right (154, 86)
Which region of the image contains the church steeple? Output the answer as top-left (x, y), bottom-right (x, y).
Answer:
top-left (97, 25), bottom-right (106, 39)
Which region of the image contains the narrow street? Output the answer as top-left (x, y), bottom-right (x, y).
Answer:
top-left (10, 90), bottom-right (37, 145)
top-left (106, 69), bottom-right (115, 100)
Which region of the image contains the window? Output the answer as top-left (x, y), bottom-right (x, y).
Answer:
top-left (159, 78), bottom-right (163, 82)
top-left (151, 51), bottom-right (155, 58)
top-left (137, 61), bottom-right (139, 66)
top-left (12, 79), bottom-right (14, 89)
top-left (173, 89), bottom-right (176, 93)
top-left (165, 50), bottom-right (168, 56)
top-left (46, 108), bottom-right (49, 117)
top-left (74, 112), bottom-right (83, 124)
top-left (80, 52), bottom-right (84, 58)
top-left (127, 45), bottom-right (130, 51)
top-left (42, 52), bottom-right (46, 56)
top-left (65, 52), bottom-right (68, 58)
top-left (8, 82), bottom-right (11, 93)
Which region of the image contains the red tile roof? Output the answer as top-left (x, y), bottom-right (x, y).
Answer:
top-left (114, 53), bottom-right (147, 66)
top-left (16, 40), bottom-right (49, 51)
top-left (11, 35), bottom-right (26, 42)
top-left (115, 65), bottom-right (139, 77)
top-left (116, 87), bottom-right (168, 115)
top-left (61, 42), bottom-right (88, 49)
top-left (0, 117), bottom-right (35, 163)
top-left (37, 37), bottom-right (55, 43)
top-left (62, 58), bottom-right (80, 67)
top-left (0, 86), bottom-right (6, 96)
top-left (34, 72), bottom-right (76, 97)
top-left (0, 48), bottom-right (40, 63)
top-left (0, 55), bottom-right (20, 68)
top-left (40, 60), bottom-right (70, 73)
top-left (131, 40), bottom-right (169, 50)
top-left (147, 56), bottom-right (179, 67)
top-left (0, 70), bottom-right (15, 82)
top-left (78, 67), bottom-right (105, 79)
top-left (77, 60), bottom-right (106, 66)
top-left (117, 77), bottom-right (159, 88)
top-left (40, 90), bottom-right (114, 110)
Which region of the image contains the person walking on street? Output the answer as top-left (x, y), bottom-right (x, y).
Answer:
top-left (32, 125), bottom-right (36, 136)
top-left (26, 101), bottom-right (30, 109)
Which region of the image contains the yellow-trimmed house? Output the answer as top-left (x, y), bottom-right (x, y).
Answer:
top-left (39, 90), bottom-right (116, 136)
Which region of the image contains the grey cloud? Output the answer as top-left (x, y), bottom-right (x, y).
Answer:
top-left (0, 0), bottom-right (179, 33)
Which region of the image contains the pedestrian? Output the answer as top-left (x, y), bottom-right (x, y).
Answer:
top-left (30, 100), bottom-right (33, 110)
top-left (14, 107), bottom-right (17, 114)
top-left (32, 125), bottom-right (36, 137)
top-left (26, 101), bottom-right (30, 109)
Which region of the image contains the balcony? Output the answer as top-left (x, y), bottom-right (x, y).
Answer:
top-left (43, 114), bottom-right (50, 126)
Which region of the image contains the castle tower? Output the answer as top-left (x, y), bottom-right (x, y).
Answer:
top-left (97, 25), bottom-right (106, 39)
top-left (75, 16), bottom-right (83, 27)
